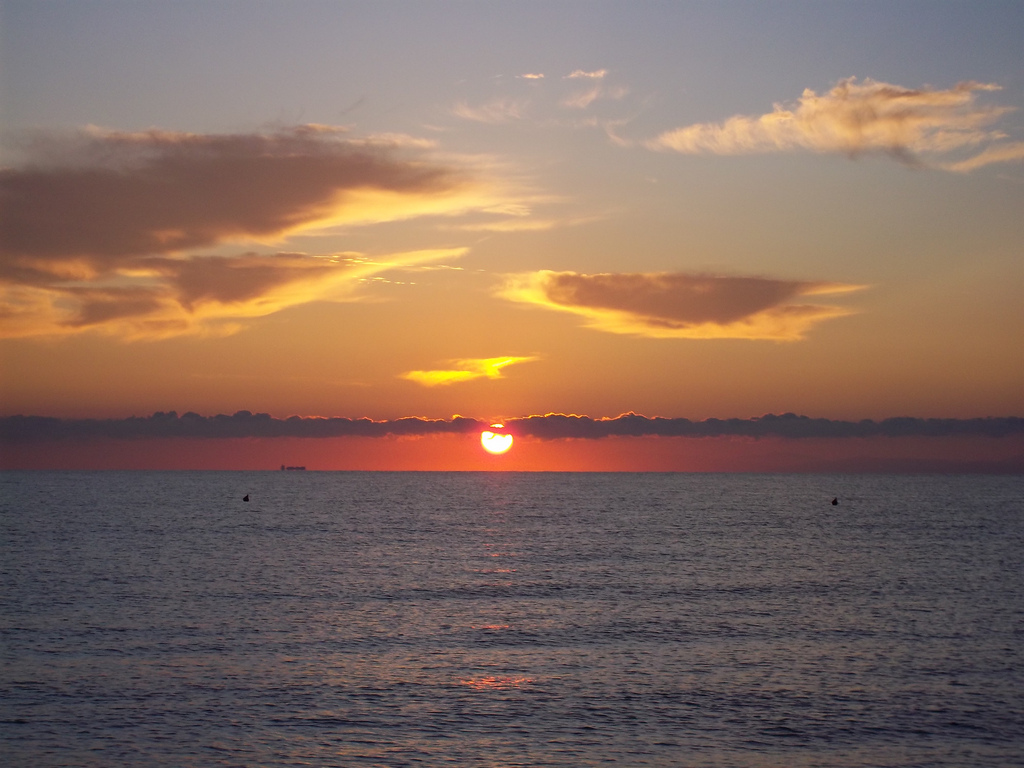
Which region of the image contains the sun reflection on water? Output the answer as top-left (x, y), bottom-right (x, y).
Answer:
top-left (459, 676), bottom-right (534, 691)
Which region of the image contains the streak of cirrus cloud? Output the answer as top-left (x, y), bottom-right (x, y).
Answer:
top-left (562, 68), bottom-right (626, 110)
top-left (400, 356), bottom-right (538, 387)
top-left (0, 246), bottom-right (469, 341)
top-left (942, 141), bottom-right (1024, 172)
top-left (648, 78), bottom-right (1023, 170)
top-left (454, 67), bottom-right (628, 124)
top-left (0, 125), bottom-right (517, 339)
top-left (498, 271), bottom-right (864, 340)
top-left (452, 98), bottom-right (529, 124)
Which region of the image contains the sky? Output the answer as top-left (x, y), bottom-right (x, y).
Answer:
top-left (1, 0), bottom-right (1022, 470)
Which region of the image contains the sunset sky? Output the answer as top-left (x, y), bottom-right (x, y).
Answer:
top-left (2, 1), bottom-right (1022, 470)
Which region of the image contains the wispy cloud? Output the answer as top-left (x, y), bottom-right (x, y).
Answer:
top-left (452, 98), bottom-right (528, 124)
top-left (563, 86), bottom-right (605, 110)
top-left (454, 67), bottom-right (629, 126)
top-left (499, 271), bottom-right (863, 340)
top-left (565, 69), bottom-right (607, 80)
top-left (941, 140), bottom-right (1024, 172)
top-left (0, 248), bottom-right (467, 340)
top-left (452, 212), bottom-right (596, 233)
top-left (455, 219), bottom-right (562, 233)
top-left (561, 68), bottom-right (627, 110)
top-left (400, 356), bottom-right (538, 387)
top-left (648, 78), bottom-right (1022, 170)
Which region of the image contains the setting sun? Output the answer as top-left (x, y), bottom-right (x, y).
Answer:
top-left (481, 424), bottom-right (513, 455)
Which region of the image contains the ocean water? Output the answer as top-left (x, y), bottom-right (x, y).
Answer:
top-left (1, 471), bottom-right (1022, 767)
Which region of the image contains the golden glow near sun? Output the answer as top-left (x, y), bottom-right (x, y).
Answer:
top-left (481, 424), bottom-right (514, 455)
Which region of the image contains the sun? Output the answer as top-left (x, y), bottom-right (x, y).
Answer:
top-left (481, 424), bottom-right (513, 455)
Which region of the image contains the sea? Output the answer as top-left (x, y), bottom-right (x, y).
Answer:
top-left (1, 471), bottom-right (1022, 767)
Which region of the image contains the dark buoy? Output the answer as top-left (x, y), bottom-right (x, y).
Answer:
top-left (831, 497), bottom-right (838, 506)
top-left (243, 494), bottom-right (250, 502)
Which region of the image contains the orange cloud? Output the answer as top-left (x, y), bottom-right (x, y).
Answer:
top-left (400, 356), bottom-right (538, 387)
top-left (0, 124), bottom-right (529, 338)
top-left (649, 78), bottom-right (1020, 169)
top-left (499, 271), bottom-right (864, 340)
top-left (0, 248), bottom-right (467, 340)
top-left (1, 125), bottom-right (465, 275)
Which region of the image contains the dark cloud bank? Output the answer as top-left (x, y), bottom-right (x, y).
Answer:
top-left (3, 411), bottom-right (1021, 442)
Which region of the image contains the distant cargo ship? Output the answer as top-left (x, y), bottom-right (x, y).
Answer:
top-left (280, 465), bottom-right (306, 471)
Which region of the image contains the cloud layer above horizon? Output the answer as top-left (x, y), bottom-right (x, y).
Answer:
top-left (3, 411), bottom-right (1021, 441)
